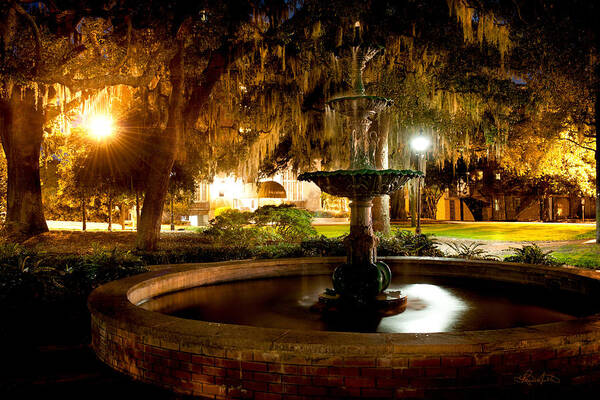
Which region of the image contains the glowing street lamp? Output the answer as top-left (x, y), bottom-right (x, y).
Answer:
top-left (87, 115), bottom-right (114, 141)
top-left (85, 114), bottom-right (115, 231)
top-left (411, 133), bottom-right (430, 235)
top-left (411, 135), bottom-right (430, 154)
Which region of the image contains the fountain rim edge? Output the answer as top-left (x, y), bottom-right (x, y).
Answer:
top-left (298, 168), bottom-right (423, 182)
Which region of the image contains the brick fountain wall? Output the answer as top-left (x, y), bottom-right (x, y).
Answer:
top-left (89, 257), bottom-right (600, 399)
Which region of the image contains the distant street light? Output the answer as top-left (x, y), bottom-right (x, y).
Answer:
top-left (87, 115), bottom-right (114, 141)
top-left (411, 133), bottom-right (430, 235)
top-left (86, 114), bottom-right (115, 230)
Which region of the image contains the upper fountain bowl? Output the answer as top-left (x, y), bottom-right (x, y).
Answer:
top-left (298, 169), bottom-right (422, 199)
top-left (326, 95), bottom-right (392, 119)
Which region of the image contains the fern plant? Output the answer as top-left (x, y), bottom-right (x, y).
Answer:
top-left (504, 244), bottom-right (562, 266)
top-left (447, 242), bottom-right (498, 260)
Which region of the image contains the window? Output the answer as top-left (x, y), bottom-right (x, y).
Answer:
top-left (282, 169), bottom-right (303, 201)
top-left (194, 182), bottom-right (209, 202)
top-left (494, 198), bottom-right (499, 211)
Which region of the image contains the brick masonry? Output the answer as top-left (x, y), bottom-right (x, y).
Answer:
top-left (89, 257), bottom-right (600, 399)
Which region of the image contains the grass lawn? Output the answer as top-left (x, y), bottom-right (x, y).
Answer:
top-left (314, 222), bottom-right (595, 241)
top-left (552, 243), bottom-right (600, 269)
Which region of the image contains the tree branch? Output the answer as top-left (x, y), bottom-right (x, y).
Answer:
top-left (183, 45), bottom-right (230, 125)
top-left (112, 15), bottom-right (132, 73)
top-left (44, 48), bottom-right (162, 91)
top-left (12, 0), bottom-right (41, 70)
top-left (44, 92), bottom-right (92, 121)
top-left (561, 136), bottom-right (595, 152)
top-left (47, 72), bottom-right (154, 91)
top-left (59, 44), bottom-right (87, 67)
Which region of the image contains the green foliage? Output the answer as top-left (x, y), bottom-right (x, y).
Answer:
top-left (136, 246), bottom-right (254, 265)
top-left (0, 244), bottom-right (146, 302)
top-left (204, 205), bottom-right (317, 246)
top-left (301, 231), bottom-right (445, 258)
top-left (0, 244), bottom-right (148, 343)
top-left (504, 244), bottom-right (563, 266)
top-left (378, 230), bottom-right (444, 257)
top-left (446, 242), bottom-right (498, 260)
top-left (251, 244), bottom-right (303, 259)
top-left (214, 207), bottom-right (233, 217)
top-left (301, 236), bottom-right (347, 257)
top-left (253, 205), bottom-right (317, 241)
top-left (204, 208), bottom-right (253, 235)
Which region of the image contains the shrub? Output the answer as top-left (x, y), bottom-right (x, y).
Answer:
top-left (204, 208), bottom-right (253, 235)
top-left (252, 243), bottom-right (303, 259)
top-left (203, 209), bottom-right (260, 246)
top-left (0, 246), bottom-right (148, 344)
top-left (204, 205), bottom-right (317, 246)
top-left (504, 244), bottom-right (563, 266)
top-left (300, 236), bottom-right (347, 257)
top-left (446, 242), bottom-right (498, 260)
top-left (254, 204), bottom-right (317, 242)
top-left (213, 207), bottom-right (233, 217)
top-left (380, 230), bottom-right (444, 257)
top-left (137, 246), bottom-right (255, 265)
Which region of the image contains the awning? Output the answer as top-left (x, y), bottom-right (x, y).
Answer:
top-left (257, 181), bottom-right (286, 198)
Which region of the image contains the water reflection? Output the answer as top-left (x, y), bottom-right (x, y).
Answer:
top-left (380, 284), bottom-right (467, 333)
top-left (139, 275), bottom-right (589, 333)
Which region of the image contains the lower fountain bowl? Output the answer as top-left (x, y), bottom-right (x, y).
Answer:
top-left (89, 257), bottom-right (600, 399)
top-left (298, 169), bottom-right (422, 198)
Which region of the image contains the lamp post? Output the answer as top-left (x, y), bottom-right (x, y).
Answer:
top-left (410, 133), bottom-right (430, 235)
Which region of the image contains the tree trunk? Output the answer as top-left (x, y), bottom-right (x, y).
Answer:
top-left (82, 193), bottom-right (87, 231)
top-left (136, 41), bottom-right (231, 250)
top-left (594, 56), bottom-right (600, 243)
top-left (136, 44), bottom-right (184, 250)
top-left (390, 188), bottom-right (407, 220)
top-left (108, 191), bottom-right (112, 231)
top-left (119, 203), bottom-right (126, 230)
top-left (0, 87), bottom-right (48, 240)
top-left (410, 182), bottom-right (417, 227)
top-left (135, 191), bottom-right (140, 229)
top-left (170, 194), bottom-right (175, 231)
top-left (372, 116), bottom-right (390, 235)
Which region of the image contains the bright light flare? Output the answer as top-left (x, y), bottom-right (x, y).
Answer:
top-left (411, 135), bottom-right (430, 153)
top-left (87, 115), bottom-right (114, 141)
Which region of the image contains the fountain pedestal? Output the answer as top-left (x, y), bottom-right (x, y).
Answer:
top-left (319, 197), bottom-right (407, 313)
top-left (299, 170), bottom-right (419, 314)
top-left (345, 198), bottom-right (377, 267)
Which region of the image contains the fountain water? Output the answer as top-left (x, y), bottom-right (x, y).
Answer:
top-left (299, 24), bottom-right (421, 311)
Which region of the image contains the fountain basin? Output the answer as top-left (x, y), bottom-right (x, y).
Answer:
top-left (298, 169), bottom-right (421, 198)
top-left (89, 257), bottom-right (600, 398)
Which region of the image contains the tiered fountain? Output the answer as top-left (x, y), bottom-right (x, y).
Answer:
top-left (299, 25), bottom-right (421, 313)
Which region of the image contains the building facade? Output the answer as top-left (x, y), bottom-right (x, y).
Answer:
top-left (187, 170), bottom-right (321, 226)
